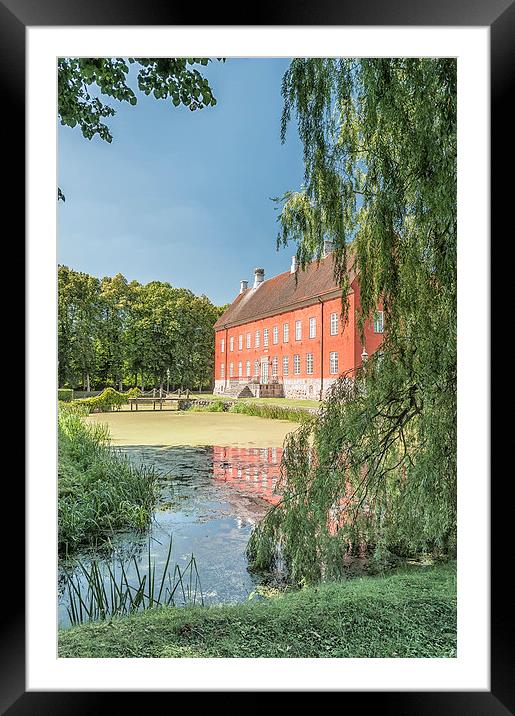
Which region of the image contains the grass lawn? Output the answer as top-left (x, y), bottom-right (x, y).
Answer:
top-left (58, 563), bottom-right (456, 658)
top-left (196, 393), bottom-right (322, 409)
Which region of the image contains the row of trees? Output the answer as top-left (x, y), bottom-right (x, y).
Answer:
top-left (58, 265), bottom-right (226, 392)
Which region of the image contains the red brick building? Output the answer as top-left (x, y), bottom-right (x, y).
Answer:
top-left (213, 245), bottom-right (384, 400)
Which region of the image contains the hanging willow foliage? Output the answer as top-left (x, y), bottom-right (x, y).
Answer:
top-left (248, 58), bottom-right (456, 584)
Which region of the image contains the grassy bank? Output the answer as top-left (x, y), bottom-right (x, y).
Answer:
top-left (58, 404), bottom-right (158, 554)
top-left (189, 399), bottom-right (314, 423)
top-left (58, 563), bottom-right (456, 658)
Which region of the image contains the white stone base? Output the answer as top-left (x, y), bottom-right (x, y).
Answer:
top-left (282, 377), bottom-right (338, 400)
top-left (214, 377), bottom-right (340, 400)
top-left (213, 380), bottom-right (226, 395)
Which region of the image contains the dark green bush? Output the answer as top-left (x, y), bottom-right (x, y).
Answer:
top-left (58, 388), bottom-right (74, 402)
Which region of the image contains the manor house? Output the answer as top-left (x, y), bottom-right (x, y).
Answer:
top-left (213, 243), bottom-right (384, 400)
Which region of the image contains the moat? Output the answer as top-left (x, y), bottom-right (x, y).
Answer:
top-left (58, 412), bottom-right (297, 628)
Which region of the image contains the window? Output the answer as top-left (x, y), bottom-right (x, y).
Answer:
top-left (246, 360), bottom-right (251, 377)
top-left (255, 330), bottom-right (260, 348)
top-left (306, 353), bottom-right (314, 374)
top-left (329, 352), bottom-right (339, 374)
top-left (283, 323), bottom-right (289, 343)
top-left (229, 362), bottom-right (234, 377)
top-left (246, 333), bottom-right (251, 349)
top-left (221, 338), bottom-right (225, 353)
top-left (283, 356), bottom-right (289, 376)
top-left (273, 326), bottom-right (279, 344)
top-left (374, 311), bottom-right (384, 334)
top-left (309, 317), bottom-right (316, 338)
top-left (272, 357), bottom-right (278, 377)
top-left (238, 334), bottom-right (243, 351)
top-left (263, 328), bottom-right (269, 347)
top-left (229, 336), bottom-right (234, 352)
top-left (295, 320), bottom-right (302, 340)
top-left (238, 361), bottom-right (242, 377)
top-left (330, 312), bottom-right (338, 336)
top-left (293, 354), bottom-right (301, 375)
top-left (254, 359), bottom-right (259, 377)
top-left (221, 363), bottom-right (225, 378)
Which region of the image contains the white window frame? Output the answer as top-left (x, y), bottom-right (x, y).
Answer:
top-left (229, 336), bottom-right (234, 352)
top-left (374, 310), bottom-right (384, 334)
top-left (309, 317), bottom-right (316, 339)
top-left (293, 354), bottom-right (301, 375)
top-left (329, 351), bottom-right (339, 375)
top-left (263, 328), bottom-right (269, 347)
top-left (246, 360), bottom-right (251, 377)
top-left (306, 353), bottom-right (314, 375)
top-left (238, 334), bottom-right (243, 351)
top-left (271, 357), bottom-right (278, 377)
top-left (330, 312), bottom-right (338, 336)
top-left (255, 330), bottom-right (260, 348)
top-left (283, 323), bottom-right (289, 343)
top-left (246, 332), bottom-right (251, 349)
top-left (283, 355), bottom-right (289, 376)
top-left (273, 326), bottom-right (279, 344)
top-left (295, 320), bottom-right (302, 341)
top-left (221, 363), bottom-right (225, 378)
top-left (229, 362), bottom-right (234, 377)
top-left (221, 338), bottom-right (225, 353)
top-left (238, 361), bottom-right (242, 377)
top-left (254, 359), bottom-right (259, 377)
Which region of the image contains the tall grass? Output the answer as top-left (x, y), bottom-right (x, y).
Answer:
top-left (188, 400), bottom-right (229, 413)
top-left (58, 405), bottom-right (159, 554)
top-left (62, 535), bottom-right (203, 626)
top-left (228, 401), bottom-right (313, 423)
top-left (187, 399), bottom-right (313, 423)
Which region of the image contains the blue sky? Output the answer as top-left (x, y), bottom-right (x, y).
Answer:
top-left (58, 58), bottom-right (305, 306)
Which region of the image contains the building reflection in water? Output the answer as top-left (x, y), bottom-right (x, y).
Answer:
top-left (213, 446), bottom-right (282, 505)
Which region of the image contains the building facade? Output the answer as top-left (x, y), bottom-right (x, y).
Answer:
top-left (213, 250), bottom-right (383, 400)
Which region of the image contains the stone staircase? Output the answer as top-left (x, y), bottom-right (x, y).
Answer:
top-left (220, 383), bottom-right (254, 398)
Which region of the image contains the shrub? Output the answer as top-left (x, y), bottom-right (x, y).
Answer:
top-left (73, 387), bottom-right (141, 413)
top-left (58, 388), bottom-right (74, 402)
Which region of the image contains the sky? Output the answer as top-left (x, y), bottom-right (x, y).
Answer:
top-left (58, 58), bottom-right (305, 306)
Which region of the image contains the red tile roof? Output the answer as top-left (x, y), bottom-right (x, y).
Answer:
top-left (214, 253), bottom-right (355, 330)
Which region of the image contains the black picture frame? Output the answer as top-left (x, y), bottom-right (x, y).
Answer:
top-left (8, 0), bottom-right (503, 711)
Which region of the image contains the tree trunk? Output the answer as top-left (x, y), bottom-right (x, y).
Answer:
top-left (86, 372), bottom-right (91, 393)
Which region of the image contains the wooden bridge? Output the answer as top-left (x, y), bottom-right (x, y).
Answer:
top-left (128, 396), bottom-right (195, 411)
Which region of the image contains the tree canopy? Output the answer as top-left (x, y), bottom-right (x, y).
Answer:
top-left (57, 58), bottom-right (221, 200)
top-left (58, 58), bottom-right (219, 143)
top-left (249, 58), bottom-right (457, 582)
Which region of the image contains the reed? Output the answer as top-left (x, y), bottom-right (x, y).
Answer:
top-left (58, 406), bottom-right (159, 554)
top-left (228, 401), bottom-right (313, 423)
top-left (62, 534), bottom-right (203, 626)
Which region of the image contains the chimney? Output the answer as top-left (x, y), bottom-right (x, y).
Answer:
top-left (253, 268), bottom-right (265, 288)
top-left (323, 239), bottom-right (334, 257)
top-left (290, 256), bottom-right (297, 274)
top-left (239, 280), bottom-right (248, 294)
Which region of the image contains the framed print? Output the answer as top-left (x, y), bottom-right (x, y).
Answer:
top-left (6, 0), bottom-right (505, 711)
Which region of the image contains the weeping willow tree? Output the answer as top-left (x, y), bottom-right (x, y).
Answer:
top-left (248, 58), bottom-right (457, 585)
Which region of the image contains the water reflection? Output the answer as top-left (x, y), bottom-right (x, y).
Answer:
top-left (59, 444), bottom-right (283, 628)
top-left (213, 446), bottom-right (282, 505)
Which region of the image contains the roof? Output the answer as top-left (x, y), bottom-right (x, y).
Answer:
top-left (214, 253), bottom-right (355, 330)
